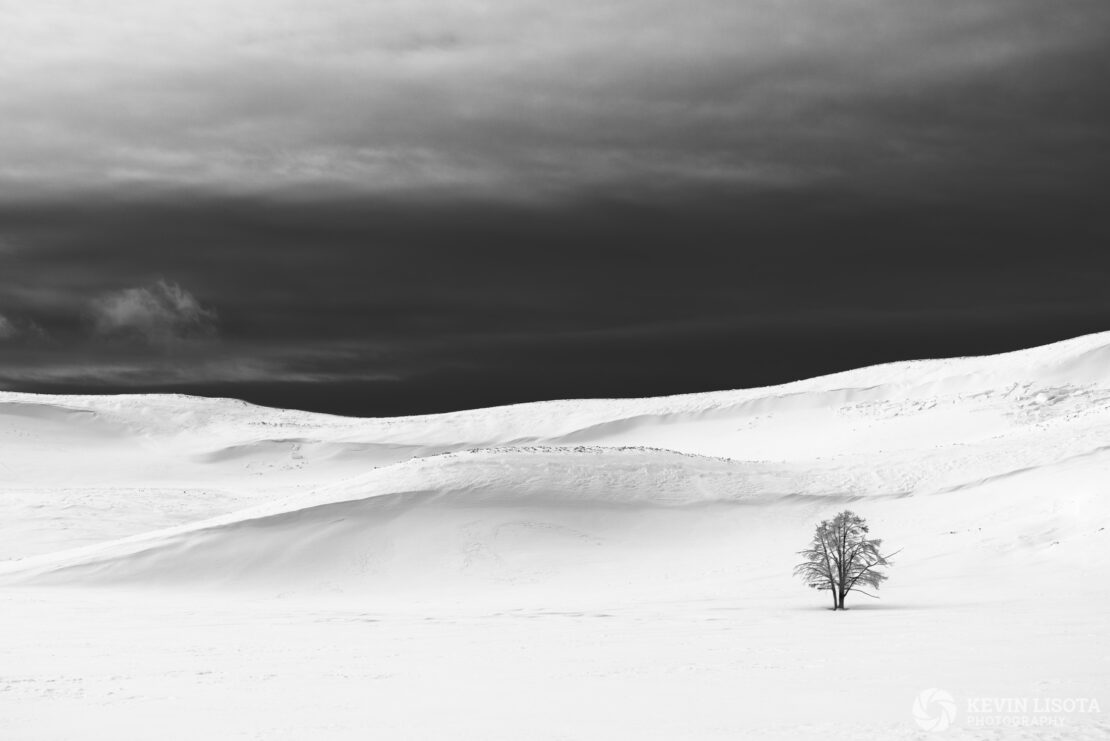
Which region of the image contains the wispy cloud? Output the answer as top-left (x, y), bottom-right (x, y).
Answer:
top-left (0, 340), bottom-right (397, 389)
top-left (90, 280), bottom-right (217, 346)
top-left (0, 314), bottom-right (17, 340)
top-left (0, 313), bottom-right (48, 343)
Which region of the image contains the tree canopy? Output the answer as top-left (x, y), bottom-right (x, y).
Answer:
top-left (794, 510), bottom-right (895, 610)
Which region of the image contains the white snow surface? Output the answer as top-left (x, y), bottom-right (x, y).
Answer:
top-left (1, 332), bottom-right (1108, 739)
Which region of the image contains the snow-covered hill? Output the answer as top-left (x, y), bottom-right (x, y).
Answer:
top-left (1, 333), bottom-right (1108, 739)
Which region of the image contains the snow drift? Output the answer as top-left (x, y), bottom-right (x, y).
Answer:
top-left (1, 331), bottom-right (1108, 594)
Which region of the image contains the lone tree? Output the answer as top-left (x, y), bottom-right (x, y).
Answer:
top-left (794, 510), bottom-right (896, 610)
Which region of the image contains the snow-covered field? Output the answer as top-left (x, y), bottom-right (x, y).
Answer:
top-left (1, 334), bottom-right (1108, 739)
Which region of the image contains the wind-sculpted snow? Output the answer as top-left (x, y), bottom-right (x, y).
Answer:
top-left (1, 330), bottom-right (1108, 585)
top-left (0, 446), bottom-right (767, 585)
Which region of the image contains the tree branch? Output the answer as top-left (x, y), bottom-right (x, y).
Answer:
top-left (846, 588), bottom-right (880, 598)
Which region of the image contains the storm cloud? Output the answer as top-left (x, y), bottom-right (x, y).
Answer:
top-left (1, 1), bottom-right (1108, 414)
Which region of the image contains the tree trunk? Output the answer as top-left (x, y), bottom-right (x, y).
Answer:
top-left (839, 591), bottom-right (847, 610)
top-left (832, 590), bottom-right (838, 610)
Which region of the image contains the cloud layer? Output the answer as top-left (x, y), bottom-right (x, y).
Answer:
top-left (0, 0), bottom-right (1106, 199)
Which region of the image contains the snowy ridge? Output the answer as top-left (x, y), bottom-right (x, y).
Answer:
top-left (0, 331), bottom-right (1108, 587)
top-left (1, 329), bottom-right (1107, 447)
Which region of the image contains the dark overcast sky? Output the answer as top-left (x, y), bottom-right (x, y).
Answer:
top-left (1, 0), bottom-right (1108, 416)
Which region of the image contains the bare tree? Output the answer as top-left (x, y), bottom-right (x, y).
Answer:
top-left (794, 510), bottom-right (896, 609)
